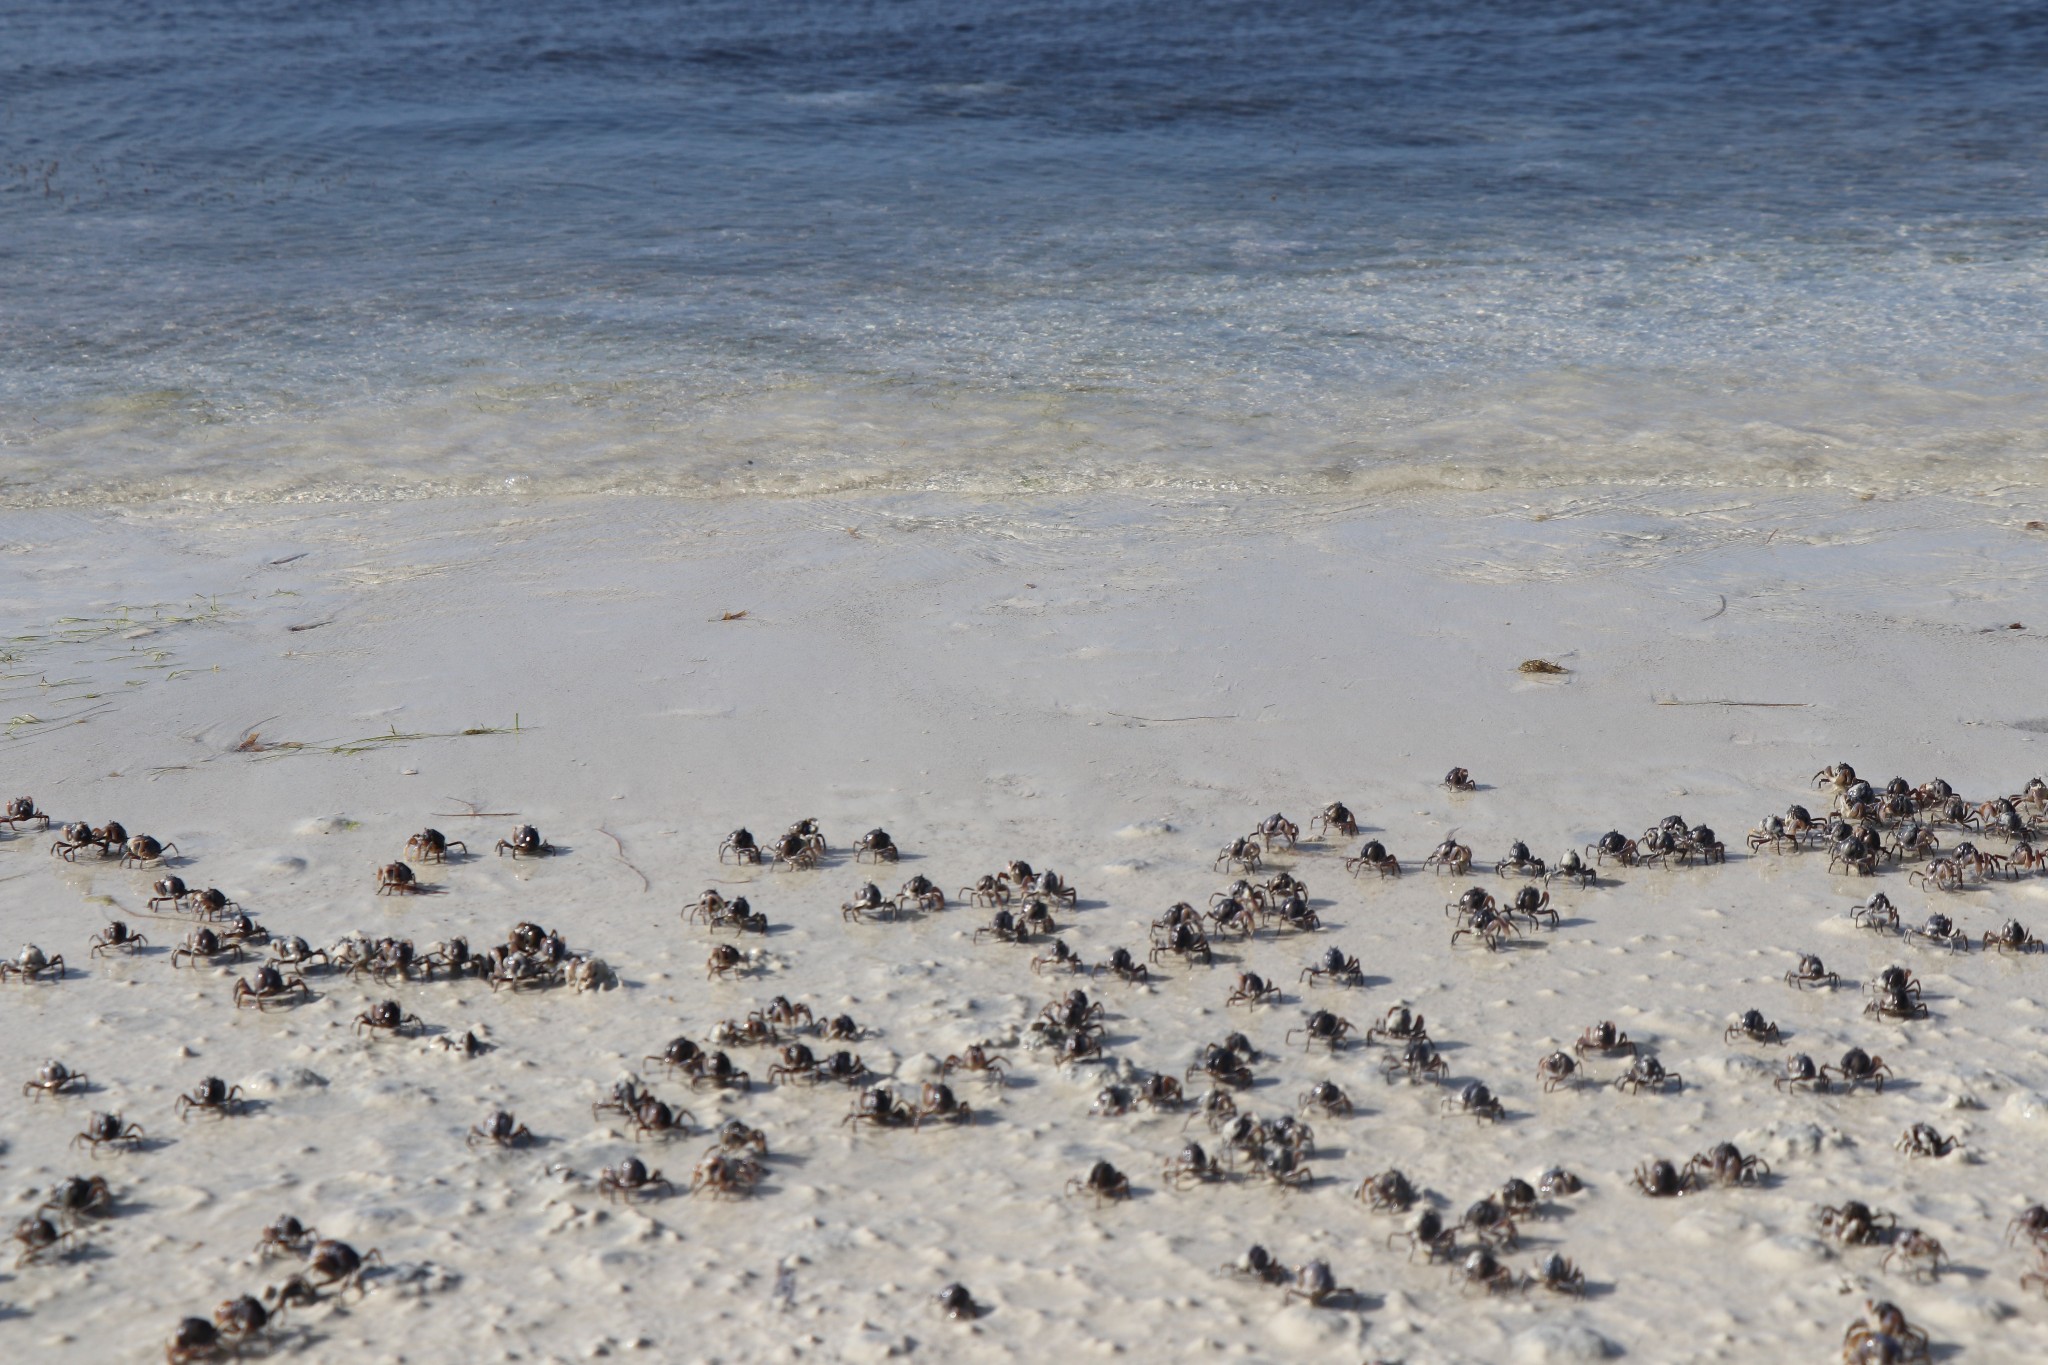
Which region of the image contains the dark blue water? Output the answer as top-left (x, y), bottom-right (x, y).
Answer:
top-left (4, 0), bottom-right (2045, 502)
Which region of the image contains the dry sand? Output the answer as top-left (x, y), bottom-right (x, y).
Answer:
top-left (4, 490), bottom-right (2048, 1363)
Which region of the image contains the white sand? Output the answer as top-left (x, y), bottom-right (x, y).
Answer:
top-left (4, 490), bottom-right (2048, 1362)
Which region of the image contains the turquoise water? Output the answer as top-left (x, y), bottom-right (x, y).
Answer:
top-left (5, 1), bottom-right (2046, 503)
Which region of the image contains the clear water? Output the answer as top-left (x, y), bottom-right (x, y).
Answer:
top-left (4, 0), bottom-right (2046, 504)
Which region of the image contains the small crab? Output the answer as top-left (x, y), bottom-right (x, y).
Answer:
top-left (39, 1174), bottom-right (115, 1225)
top-left (933, 1282), bottom-right (984, 1320)
top-left (353, 999), bottom-right (424, 1037)
top-left (940, 1043), bottom-right (1009, 1086)
top-left (1895, 1123), bottom-right (1962, 1158)
top-left (598, 1155), bottom-right (673, 1201)
top-left (689, 1152), bottom-right (764, 1197)
top-left (913, 1081), bottom-right (972, 1128)
top-left (0, 944), bottom-right (65, 983)
top-left (1506, 884), bottom-right (1555, 929)
top-left (1442, 1080), bottom-right (1503, 1122)
top-left (1345, 838), bottom-right (1401, 878)
top-left (406, 828), bottom-right (466, 862)
top-left (1822, 1047), bottom-right (1893, 1092)
top-left (1389, 1207), bottom-right (1457, 1260)
top-left (375, 861), bottom-right (422, 895)
top-left (1539, 1167), bottom-right (1584, 1197)
top-left (23, 1059), bottom-right (88, 1101)
top-left (896, 874), bottom-right (947, 914)
top-left (1494, 840), bottom-right (1546, 879)
top-left (690, 1051), bottom-right (752, 1091)
top-left (1150, 918), bottom-right (1213, 966)
top-left (1724, 1009), bottom-right (1782, 1045)
top-left (1097, 945), bottom-right (1152, 983)
top-left (1227, 971), bottom-right (1283, 1008)
top-left (1687, 1141), bottom-right (1769, 1186)
top-left (1587, 829), bottom-right (1638, 866)
top-left (1615, 1054), bottom-right (1682, 1094)
top-left (1530, 1252), bottom-right (1585, 1296)
top-left (842, 881), bottom-right (893, 924)
top-left (118, 833), bottom-right (178, 867)
top-left (1356, 1167), bottom-right (1418, 1212)
top-left (1423, 837), bottom-right (1474, 875)
top-left (1534, 1050), bottom-right (1579, 1093)
top-left (467, 1108), bottom-right (533, 1148)
top-left (1573, 1021), bottom-right (1636, 1059)
top-left (1460, 1195), bottom-right (1519, 1247)
top-left (1454, 1247), bottom-right (1519, 1294)
top-left (148, 875), bottom-right (192, 912)
top-left (1298, 945), bottom-right (1363, 989)
top-left (1299, 1080), bottom-right (1353, 1117)
top-left (843, 1086), bottom-right (915, 1131)
top-left (770, 831), bottom-right (819, 870)
top-left (1225, 1243), bottom-right (1294, 1285)
top-left (1033, 937), bottom-right (1088, 976)
top-left (1312, 801), bottom-right (1360, 839)
top-left (1786, 953), bottom-right (1841, 989)
top-left (1287, 1009), bottom-right (1353, 1051)
top-left (974, 908), bottom-right (1026, 944)
top-left (718, 827), bottom-right (763, 864)
top-left (1285, 1259), bottom-right (1354, 1306)
top-left (1366, 1003), bottom-right (1428, 1045)
top-left (706, 943), bottom-right (750, 979)
top-left (234, 964), bottom-right (310, 1011)
top-left (1819, 1200), bottom-right (1897, 1246)
top-left (1632, 1158), bottom-right (1700, 1197)
top-left (72, 1111), bottom-right (146, 1155)
top-left (87, 920), bottom-right (149, 959)
top-left (960, 874), bottom-right (1009, 907)
top-left (1215, 836), bottom-right (1262, 873)
top-left (1985, 918), bottom-right (2043, 954)
top-left (1442, 767), bottom-right (1478, 792)
top-left (1382, 1036), bottom-right (1448, 1085)
top-left (176, 1077), bottom-right (246, 1121)
top-left (1162, 1140), bottom-right (1223, 1188)
top-left (852, 828), bottom-right (899, 863)
top-left (255, 1213), bottom-right (319, 1258)
top-left (1775, 1052), bottom-right (1827, 1093)
top-left (14, 1215), bottom-right (78, 1268)
top-left (1882, 1230), bottom-right (1948, 1282)
top-left (495, 824), bottom-right (553, 857)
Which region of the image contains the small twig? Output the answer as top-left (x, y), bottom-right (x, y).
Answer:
top-left (1656, 698), bottom-right (1811, 708)
top-left (598, 827), bottom-right (650, 893)
top-left (1701, 595), bottom-right (1727, 621)
top-left (286, 619), bottom-right (335, 633)
top-left (1108, 712), bottom-right (1238, 723)
top-left (435, 797), bottom-right (517, 819)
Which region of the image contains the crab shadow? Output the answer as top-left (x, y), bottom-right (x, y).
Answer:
top-left (181, 1097), bottom-right (274, 1122)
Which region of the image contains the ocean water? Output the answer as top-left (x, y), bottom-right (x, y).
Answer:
top-left (4, 0), bottom-right (2046, 506)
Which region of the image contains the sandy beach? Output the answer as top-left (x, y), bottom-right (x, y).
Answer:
top-left (2, 489), bottom-right (2046, 1362)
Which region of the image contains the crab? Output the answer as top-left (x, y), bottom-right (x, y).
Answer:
top-left (1842, 1301), bottom-right (1932, 1364)
top-left (1527, 1251), bottom-right (1585, 1296)
top-left (1296, 945), bottom-right (1363, 990)
top-left (301, 1237), bottom-right (382, 1295)
top-left (147, 875), bottom-right (193, 912)
top-left (353, 999), bottom-right (424, 1037)
top-left (1356, 1167), bottom-right (1418, 1212)
top-left (1984, 918), bottom-right (2043, 953)
top-left (1771, 1052), bottom-right (1825, 1092)
top-left (1494, 841), bottom-right (1546, 879)
top-left (1688, 1141), bottom-right (1769, 1186)
top-left (496, 824), bottom-right (553, 857)
top-left (1534, 1051), bottom-right (1579, 1093)
top-left (1454, 1247), bottom-right (1519, 1294)
top-left (1299, 1080), bottom-right (1353, 1116)
top-left (1341, 838), bottom-right (1400, 880)
top-left (1445, 884), bottom-right (1498, 922)
top-left (852, 828), bottom-right (899, 863)
top-left (1819, 1200), bottom-right (1897, 1246)
top-left (710, 1118), bottom-right (768, 1156)
top-left (15, 1216), bottom-right (84, 1274)
top-left (1786, 953), bottom-right (1842, 989)
top-left (269, 936), bottom-right (329, 972)
top-left (401, 828), bottom-right (463, 864)
top-left (1442, 767), bottom-right (1478, 792)
top-left (1864, 979), bottom-right (1929, 1023)
top-left (373, 861), bottom-right (423, 896)
top-left (1366, 1003), bottom-right (1428, 1046)
top-left (1748, 814), bottom-right (1801, 854)
top-left (177, 1077), bottom-right (246, 1121)
top-left (1423, 838), bottom-right (1474, 875)
top-left (231, 964), bottom-right (309, 1011)
top-left (1587, 829), bottom-right (1638, 866)
top-left (1186, 1043), bottom-right (1255, 1090)
top-left (1285, 1259), bottom-right (1354, 1306)
top-left (120, 833), bottom-right (178, 866)
top-left (709, 1016), bottom-right (780, 1049)
top-left (1614, 1055), bottom-right (1682, 1094)
top-left (1227, 971), bottom-right (1282, 1008)
top-left (1207, 895), bottom-right (1257, 939)
top-left (687, 1152), bottom-right (762, 1198)
top-left (593, 1154), bottom-right (674, 1203)
top-left (1288, 1009), bottom-right (1354, 1051)
top-left (1460, 1195), bottom-right (1519, 1247)
top-left (690, 1051), bottom-right (752, 1091)
top-left (843, 1085), bottom-right (915, 1131)
top-left (467, 1108), bottom-right (533, 1148)
top-left (1822, 1047), bottom-right (1893, 1092)
top-left (1724, 1009), bottom-right (1782, 1045)
top-left (1442, 1080), bottom-right (1503, 1122)
top-left (72, 1111), bottom-right (146, 1155)
top-left (22, 1059), bottom-right (88, 1102)
top-left (1505, 884), bottom-right (1556, 930)
top-left (253, 1213), bottom-right (320, 1258)
top-left (1225, 1243), bottom-right (1295, 1285)
top-left (1032, 938), bottom-right (1087, 976)
top-left (49, 820), bottom-right (112, 861)
top-left (1389, 1207), bottom-right (1457, 1260)
top-left (1633, 1158), bottom-right (1700, 1197)
top-left (1162, 1140), bottom-right (1223, 1189)
top-left (1878, 1229), bottom-right (1949, 1281)
top-left (707, 943), bottom-right (753, 980)
top-left (1096, 945), bottom-right (1151, 983)
top-left (628, 1095), bottom-right (696, 1140)
top-left (1450, 904), bottom-right (1516, 951)
top-left (960, 874), bottom-right (1009, 908)
top-left (718, 827), bottom-right (763, 865)
top-left (770, 831), bottom-right (819, 870)
top-left (1895, 1123), bottom-right (1961, 1158)
top-left (39, 1174), bottom-right (115, 1225)
top-left (913, 1081), bottom-right (972, 1128)
top-left (1250, 813), bottom-right (1300, 852)
top-left (1572, 1021), bottom-right (1636, 1059)
top-left (932, 1282), bottom-right (984, 1320)
top-left (823, 1013), bottom-right (865, 1042)
top-left (1383, 1036), bottom-right (1449, 1085)
top-left (941, 1043), bottom-right (1009, 1086)
top-left (1312, 801), bottom-right (1360, 839)
top-left (2008, 1205), bottom-right (2048, 1247)
top-left (896, 874), bottom-right (947, 914)
top-left (0, 944), bottom-right (64, 983)
top-left (1214, 836), bottom-right (1262, 874)
top-left (1150, 919), bottom-right (1213, 966)
top-left (1850, 892), bottom-right (1899, 933)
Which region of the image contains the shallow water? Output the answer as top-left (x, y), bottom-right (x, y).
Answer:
top-left (5, 1), bottom-right (2046, 504)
